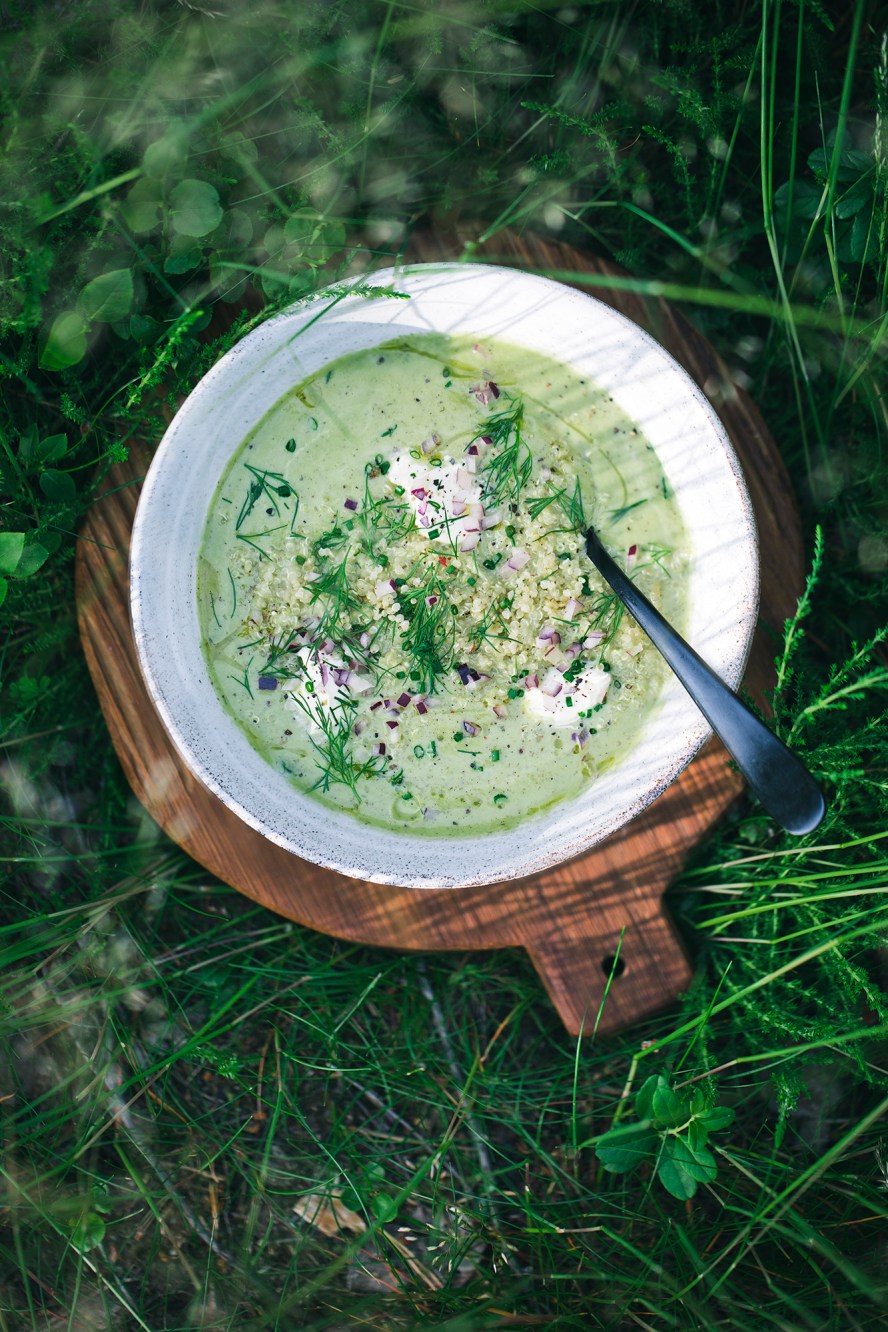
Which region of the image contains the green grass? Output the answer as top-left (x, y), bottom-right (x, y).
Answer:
top-left (2, 0), bottom-right (888, 1325)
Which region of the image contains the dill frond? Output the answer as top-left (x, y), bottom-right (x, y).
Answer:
top-left (476, 394), bottom-right (533, 508)
top-left (291, 692), bottom-right (385, 801)
top-left (395, 563), bottom-right (456, 692)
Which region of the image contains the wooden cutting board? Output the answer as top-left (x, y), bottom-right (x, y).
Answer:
top-left (75, 229), bottom-right (804, 1037)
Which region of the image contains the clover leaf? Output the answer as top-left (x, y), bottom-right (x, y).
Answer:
top-left (592, 1073), bottom-right (735, 1200)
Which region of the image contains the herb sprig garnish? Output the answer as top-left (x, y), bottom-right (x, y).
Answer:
top-left (395, 563), bottom-right (455, 692)
top-left (259, 631), bottom-right (306, 682)
top-left (236, 524), bottom-right (288, 560)
top-left (609, 498), bottom-right (648, 524)
top-left (236, 464), bottom-right (297, 532)
top-left (526, 477), bottom-right (588, 533)
top-left (468, 593), bottom-right (520, 653)
top-left (291, 693), bottom-right (385, 802)
top-left (583, 588), bottom-right (625, 652)
top-left (308, 548), bottom-right (360, 643)
top-left (476, 395), bottom-right (532, 507)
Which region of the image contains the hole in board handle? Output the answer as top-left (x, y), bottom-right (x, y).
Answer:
top-left (601, 953), bottom-right (626, 978)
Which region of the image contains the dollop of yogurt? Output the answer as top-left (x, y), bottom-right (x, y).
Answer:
top-left (387, 449), bottom-right (483, 537)
top-left (524, 664), bottom-right (612, 723)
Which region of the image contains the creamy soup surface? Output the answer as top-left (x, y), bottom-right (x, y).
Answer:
top-left (198, 333), bottom-right (690, 834)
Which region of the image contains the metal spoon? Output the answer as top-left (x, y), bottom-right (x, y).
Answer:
top-left (585, 527), bottom-right (826, 835)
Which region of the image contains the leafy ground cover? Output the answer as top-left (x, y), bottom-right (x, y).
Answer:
top-left (2, 0), bottom-right (888, 1326)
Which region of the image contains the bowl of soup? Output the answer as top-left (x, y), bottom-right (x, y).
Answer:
top-left (130, 263), bottom-right (758, 888)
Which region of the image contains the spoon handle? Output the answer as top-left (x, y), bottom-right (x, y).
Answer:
top-left (585, 529), bottom-right (825, 836)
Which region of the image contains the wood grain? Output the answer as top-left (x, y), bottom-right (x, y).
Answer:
top-left (75, 231), bottom-right (804, 1037)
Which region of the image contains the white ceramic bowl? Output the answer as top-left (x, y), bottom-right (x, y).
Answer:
top-left (131, 263), bottom-right (758, 889)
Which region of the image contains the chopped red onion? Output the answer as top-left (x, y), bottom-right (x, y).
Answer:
top-left (492, 703), bottom-right (508, 719)
top-left (386, 720), bottom-right (399, 731)
top-left (460, 531), bottom-right (480, 552)
top-left (479, 435), bottom-right (493, 447)
top-left (505, 548), bottom-right (529, 571)
top-left (463, 455), bottom-right (477, 474)
top-left (375, 580), bottom-right (396, 598)
top-left (455, 466), bottom-right (473, 492)
top-left (627, 544), bottom-right (638, 569)
top-left (420, 433), bottom-right (440, 455)
top-left (370, 700), bottom-right (384, 711)
top-left (583, 631), bottom-right (605, 649)
top-left (343, 497), bottom-right (358, 511)
top-left (467, 444), bottom-right (479, 456)
top-left (451, 498), bottom-right (467, 518)
top-left (397, 692), bottom-right (411, 707)
top-left (557, 646), bottom-right (582, 674)
top-left (426, 594), bottom-right (438, 606)
top-left (480, 511), bottom-right (502, 530)
top-left (471, 381), bottom-right (500, 405)
top-left (415, 699), bottom-right (429, 715)
top-left (537, 626), bottom-right (559, 643)
top-left (372, 742), bottom-right (386, 756)
top-left (332, 667), bottom-right (352, 686)
top-left (456, 663), bottom-right (472, 685)
top-left (359, 631), bottom-right (372, 649)
top-left (541, 670), bottom-right (564, 698)
top-left (320, 663), bottom-right (329, 685)
top-left (419, 514), bottom-right (431, 528)
top-left (565, 597), bottom-right (580, 619)
top-left (258, 676), bottom-right (277, 691)
top-left (523, 673), bottom-right (539, 689)
top-left (463, 720), bottom-right (480, 736)
top-left (353, 719), bottom-right (367, 736)
top-left (411, 487), bottom-right (428, 500)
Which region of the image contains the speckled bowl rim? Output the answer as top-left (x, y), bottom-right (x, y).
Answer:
top-left (131, 262), bottom-right (759, 889)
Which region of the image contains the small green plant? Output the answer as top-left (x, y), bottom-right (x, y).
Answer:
top-left (591, 1074), bottom-right (735, 1200)
top-left (68, 1183), bottom-right (112, 1255)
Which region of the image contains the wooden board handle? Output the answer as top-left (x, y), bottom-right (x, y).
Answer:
top-left (528, 908), bottom-right (693, 1037)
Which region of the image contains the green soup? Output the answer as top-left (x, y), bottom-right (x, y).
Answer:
top-left (197, 333), bottom-right (690, 834)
